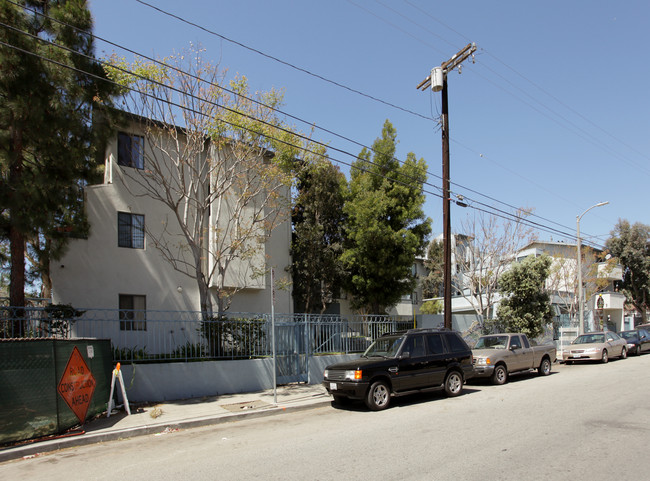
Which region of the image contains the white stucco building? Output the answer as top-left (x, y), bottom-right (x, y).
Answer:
top-left (51, 116), bottom-right (293, 316)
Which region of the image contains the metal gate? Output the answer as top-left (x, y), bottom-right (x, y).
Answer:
top-left (275, 320), bottom-right (309, 384)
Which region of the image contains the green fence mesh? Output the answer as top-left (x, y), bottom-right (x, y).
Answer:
top-left (0, 339), bottom-right (112, 445)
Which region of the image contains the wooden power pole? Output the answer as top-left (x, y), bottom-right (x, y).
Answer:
top-left (417, 43), bottom-right (476, 330)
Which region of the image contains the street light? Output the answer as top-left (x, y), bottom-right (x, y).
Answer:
top-left (577, 201), bottom-right (609, 335)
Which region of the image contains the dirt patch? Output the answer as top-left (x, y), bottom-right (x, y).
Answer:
top-left (219, 400), bottom-right (272, 413)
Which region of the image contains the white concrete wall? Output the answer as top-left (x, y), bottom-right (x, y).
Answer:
top-left (119, 354), bottom-right (359, 403)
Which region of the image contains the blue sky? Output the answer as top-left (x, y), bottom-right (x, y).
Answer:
top-left (89, 0), bottom-right (650, 249)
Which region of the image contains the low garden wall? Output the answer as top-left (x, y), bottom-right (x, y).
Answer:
top-left (119, 353), bottom-right (359, 403)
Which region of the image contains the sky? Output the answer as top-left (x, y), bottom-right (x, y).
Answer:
top-left (88, 0), bottom-right (650, 249)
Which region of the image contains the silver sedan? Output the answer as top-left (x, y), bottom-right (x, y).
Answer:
top-left (561, 331), bottom-right (627, 364)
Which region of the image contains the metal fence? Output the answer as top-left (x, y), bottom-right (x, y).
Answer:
top-left (0, 307), bottom-right (414, 363)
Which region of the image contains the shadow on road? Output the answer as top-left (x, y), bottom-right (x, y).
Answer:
top-left (329, 386), bottom-right (481, 412)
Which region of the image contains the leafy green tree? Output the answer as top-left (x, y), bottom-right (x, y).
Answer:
top-left (420, 299), bottom-right (443, 315)
top-left (0, 0), bottom-right (117, 311)
top-left (606, 220), bottom-right (650, 322)
top-left (496, 254), bottom-right (553, 338)
top-left (341, 120), bottom-right (431, 314)
top-left (422, 239), bottom-right (444, 298)
top-left (291, 158), bottom-right (347, 313)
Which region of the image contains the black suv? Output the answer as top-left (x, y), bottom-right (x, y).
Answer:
top-left (323, 328), bottom-right (474, 410)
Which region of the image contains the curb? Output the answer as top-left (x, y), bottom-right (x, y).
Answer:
top-left (0, 399), bottom-right (332, 464)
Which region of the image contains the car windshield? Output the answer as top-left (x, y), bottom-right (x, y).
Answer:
top-left (474, 335), bottom-right (509, 349)
top-left (363, 336), bottom-right (403, 358)
top-left (573, 334), bottom-right (605, 344)
top-left (619, 331), bottom-right (638, 341)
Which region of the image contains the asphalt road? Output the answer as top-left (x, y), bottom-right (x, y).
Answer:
top-left (2, 355), bottom-right (649, 481)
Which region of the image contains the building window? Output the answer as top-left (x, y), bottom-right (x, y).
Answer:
top-left (118, 212), bottom-right (145, 249)
top-left (118, 132), bottom-right (144, 169)
top-left (119, 294), bottom-right (146, 331)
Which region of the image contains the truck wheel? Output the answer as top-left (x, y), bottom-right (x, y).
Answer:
top-left (444, 371), bottom-right (463, 397)
top-left (601, 349), bottom-right (609, 363)
top-left (365, 381), bottom-right (390, 411)
top-left (538, 357), bottom-right (551, 376)
top-left (491, 364), bottom-right (508, 385)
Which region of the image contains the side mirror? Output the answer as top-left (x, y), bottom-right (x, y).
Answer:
top-left (400, 351), bottom-right (411, 359)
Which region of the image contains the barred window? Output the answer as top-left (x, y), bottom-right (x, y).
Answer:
top-left (118, 212), bottom-right (144, 249)
top-left (117, 132), bottom-right (144, 169)
top-left (119, 294), bottom-right (146, 331)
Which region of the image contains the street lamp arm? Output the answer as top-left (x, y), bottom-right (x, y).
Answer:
top-left (578, 201), bottom-right (609, 222)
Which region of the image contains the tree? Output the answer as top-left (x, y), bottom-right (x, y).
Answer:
top-left (341, 120), bottom-right (431, 314)
top-left (106, 47), bottom-right (317, 319)
top-left (496, 254), bottom-right (553, 338)
top-left (545, 245), bottom-right (603, 322)
top-left (454, 209), bottom-right (536, 325)
top-left (606, 220), bottom-right (650, 322)
top-left (422, 238), bottom-right (443, 299)
top-left (291, 158), bottom-right (346, 313)
top-left (420, 299), bottom-right (443, 315)
top-left (0, 1), bottom-right (117, 315)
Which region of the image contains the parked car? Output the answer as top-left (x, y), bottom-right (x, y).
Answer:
top-left (472, 333), bottom-right (557, 385)
top-left (322, 328), bottom-right (474, 411)
top-left (618, 329), bottom-right (650, 356)
top-left (561, 331), bottom-right (627, 364)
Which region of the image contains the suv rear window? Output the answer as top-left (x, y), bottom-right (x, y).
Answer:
top-left (426, 333), bottom-right (445, 355)
top-left (443, 332), bottom-right (468, 353)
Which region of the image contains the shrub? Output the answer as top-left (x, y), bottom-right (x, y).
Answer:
top-left (200, 316), bottom-right (266, 358)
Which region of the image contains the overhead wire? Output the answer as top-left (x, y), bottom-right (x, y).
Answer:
top-left (0, 31), bottom-right (596, 248)
top-left (398, 0), bottom-right (650, 174)
top-left (132, 0), bottom-right (434, 122)
top-left (125, 0), bottom-right (611, 241)
top-left (0, 10), bottom-right (605, 248)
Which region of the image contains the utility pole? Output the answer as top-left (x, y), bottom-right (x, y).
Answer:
top-left (417, 43), bottom-right (476, 330)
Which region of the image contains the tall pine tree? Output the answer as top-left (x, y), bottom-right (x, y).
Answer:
top-left (342, 120), bottom-right (431, 314)
top-left (0, 1), bottom-right (117, 318)
top-left (291, 158), bottom-right (347, 313)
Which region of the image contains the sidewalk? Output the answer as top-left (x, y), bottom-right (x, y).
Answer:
top-left (0, 383), bottom-right (331, 464)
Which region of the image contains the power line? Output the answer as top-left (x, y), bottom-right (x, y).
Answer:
top-left (132, 0), bottom-right (433, 122)
top-left (0, 33), bottom-right (592, 248)
top-left (2, 0), bottom-right (575, 237)
top-left (0, 18), bottom-right (602, 247)
top-left (118, 1), bottom-right (594, 238)
top-left (396, 0), bottom-right (650, 175)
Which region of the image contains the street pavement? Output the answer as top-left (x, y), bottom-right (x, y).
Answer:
top-left (0, 383), bottom-right (331, 463)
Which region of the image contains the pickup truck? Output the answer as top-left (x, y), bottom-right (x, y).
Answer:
top-left (472, 333), bottom-right (557, 385)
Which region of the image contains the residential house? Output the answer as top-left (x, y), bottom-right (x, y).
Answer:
top-left (420, 237), bottom-right (626, 337)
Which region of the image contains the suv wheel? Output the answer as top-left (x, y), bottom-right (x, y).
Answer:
top-left (365, 381), bottom-right (390, 411)
top-left (444, 371), bottom-right (463, 397)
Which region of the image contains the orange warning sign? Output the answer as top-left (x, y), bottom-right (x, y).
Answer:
top-left (58, 346), bottom-right (97, 423)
